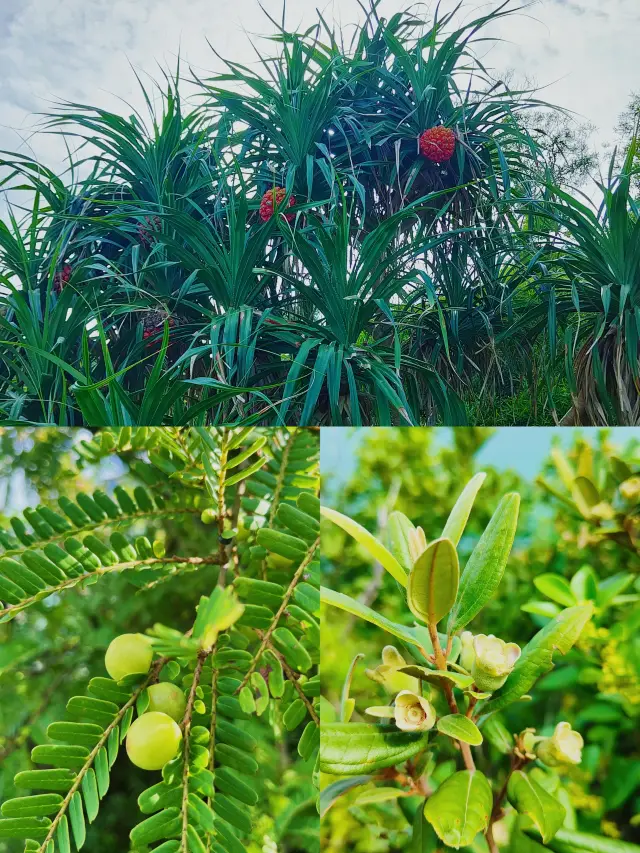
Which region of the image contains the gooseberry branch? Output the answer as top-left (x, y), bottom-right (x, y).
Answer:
top-left (37, 658), bottom-right (167, 853)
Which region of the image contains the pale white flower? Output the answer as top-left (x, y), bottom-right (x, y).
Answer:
top-left (537, 722), bottom-right (584, 767)
top-left (471, 634), bottom-right (521, 692)
top-left (393, 690), bottom-right (436, 732)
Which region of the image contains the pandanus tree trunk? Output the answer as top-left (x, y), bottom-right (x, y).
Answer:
top-left (560, 327), bottom-right (640, 426)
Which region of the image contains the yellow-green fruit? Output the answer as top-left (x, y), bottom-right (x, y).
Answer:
top-left (147, 682), bottom-right (187, 722)
top-left (105, 634), bottom-right (153, 682)
top-left (200, 508), bottom-right (217, 525)
top-left (126, 712), bottom-right (182, 770)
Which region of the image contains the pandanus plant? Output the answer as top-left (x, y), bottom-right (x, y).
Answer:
top-left (528, 144), bottom-right (640, 425)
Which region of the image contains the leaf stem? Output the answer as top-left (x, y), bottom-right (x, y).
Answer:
top-left (428, 623), bottom-right (476, 772)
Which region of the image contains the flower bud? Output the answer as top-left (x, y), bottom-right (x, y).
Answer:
top-left (365, 645), bottom-right (420, 695)
top-left (459, 631), bottom-right (476, 672)
top-left (589, 501), bottom-right (615, 521)
top-left (471, 634), bottom-right (521, 693)
top-left (408, 527), bottom-right (427, 564)
top-left (394, 690), bottom-right (436, 732)
top-left (536, 722), bottom-right (583, 767)
top-left (619, 476), bottom-right (640, 503)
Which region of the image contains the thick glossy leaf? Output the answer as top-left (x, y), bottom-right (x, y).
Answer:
top-left (483, 604), bottom-right (594, 715)
top-left (355, 787), bottom-right (406, 805)
top-left (482, 716), bottom-right (513, 754)
top-left (319, 776), bottom-right (372, 817)
top-left (320, 587), bottom-right (425, 648)
top-left (423, 770), bottom-right (492, 849)
top-left (441, 473), bottom-right (487, 546)
top-left (570, 566), bottom-right (598, 602)
top-left (447, 494), bottom-right (520, 633)
top-left (436, 715), bottom-right (483, 746)
top-left (411, 803), bottom-right (440, 853)
top-left (535, 827), bottom-right (640, 852)
top-left (507, 770), bottom-right (565, 843)
top-left (321, 506), bottom-right (407, 586)
top-left (533, 574), bottom-right (576, 607)
top-left (398, 667), bottom-right (473, 690)
top-left (407, 538), bottom-right (459, 626)
top-left (387, 512), bottom-right (416, 573)
top-left (320, 723), bottom-right (430, 775)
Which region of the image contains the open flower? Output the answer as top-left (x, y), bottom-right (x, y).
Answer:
top-left (365, 646), bottom-right (420, 695)
top-left (472, 634), bottom-right (521, 693)
top-left (394, 691), bottom-right (436, 732)
top-left (536, 722), bottom-right (584, 767)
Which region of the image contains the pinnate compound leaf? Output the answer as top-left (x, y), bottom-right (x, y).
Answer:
top-left (436, 714), bottom-right (483, 746)
top-left (507, 770), bottom-right (565, 844)
top-left (320, 723), bottom-right (430, 775)
top-left (483, 603), bottom-right (594, 715)
top-left (447, 493), bottom-right (520, 634)
top-left (441, 473), bottom-right (487, 546)
top-left (407, 538), bottom-right (459, 626)
top-left (321, 506), bottom-right (407, 586)
top-left (423, 770), bottom-right (492, 849)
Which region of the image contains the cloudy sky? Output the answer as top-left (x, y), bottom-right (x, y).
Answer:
top-left (0, 0), bottom-right (637, 174)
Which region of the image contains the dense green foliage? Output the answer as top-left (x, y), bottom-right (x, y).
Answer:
top-left (0, 2), bottom-right (638, 426)
top-left (0, 426), bottom-right (320, 853)
top-left (320, 428), bottom-right (640, 851)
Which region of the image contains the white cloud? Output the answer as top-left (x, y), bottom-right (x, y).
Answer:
top-left (0, 0), bottom-right (636, 174)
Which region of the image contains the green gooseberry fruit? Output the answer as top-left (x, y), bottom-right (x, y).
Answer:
top-left (146, 682), bottom-right (187, 723)
top-left (105, 633), bottom-right (153, 682)
top-left (126, 711), bottom-right (182, 771)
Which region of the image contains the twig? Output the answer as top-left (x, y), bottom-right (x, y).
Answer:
top-left (258, 631), bottom-right (319, 725)
top-left (180, 650), bottom-right (209, 851)
top-left (235, 536), bottom-right (320, 693)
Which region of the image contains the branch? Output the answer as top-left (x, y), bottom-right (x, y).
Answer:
top-left (180, 650), bottom-right (209, 852)
top-left (38, 658), bottom-right (167, 853)
top-left (217, 431), bottom-right (229, 588)
top-left (236, 536), bottom-right (320, 693)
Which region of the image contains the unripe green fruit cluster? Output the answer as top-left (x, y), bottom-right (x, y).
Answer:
top-left (104, 634), bottom-right (186, 771)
